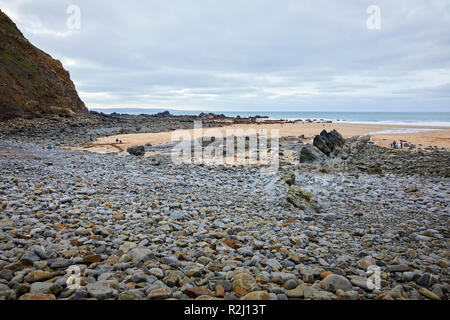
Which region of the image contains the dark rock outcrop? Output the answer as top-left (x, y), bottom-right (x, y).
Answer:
top-left (299, 144), bottom-right (327, 163)
top-left (313, 130), bottom-right (345, 156)
top-left (127, 145), bottom-right (145, 156)
top-left (313, 135), bottom-right (331, 156)
top-left (154, 111), bottom-right (171, 117)
top-left (0, 10), bottom-right (88, 120)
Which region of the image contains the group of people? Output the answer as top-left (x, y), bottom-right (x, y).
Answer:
top-left (391, 140), bottom-right (404, 149)
top-left (115, 138), bottom-right (123, 144)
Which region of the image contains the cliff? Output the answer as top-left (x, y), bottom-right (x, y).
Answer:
top-left (0, 9), bottom-right (88, 120)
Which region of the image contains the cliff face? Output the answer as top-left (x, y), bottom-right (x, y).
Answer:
top-left (0, 10), bottom-right (88, 120)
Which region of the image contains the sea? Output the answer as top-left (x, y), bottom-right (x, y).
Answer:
top-left (90, 108), bottom-right (450, 127)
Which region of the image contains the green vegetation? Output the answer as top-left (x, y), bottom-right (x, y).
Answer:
top-left (0, 47), bottom-right (38, 74)
top-left (0, 16), bottom-right (22, 37)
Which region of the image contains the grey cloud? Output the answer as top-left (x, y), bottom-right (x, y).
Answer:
top-left (0, 0), bottom-right (449, 111)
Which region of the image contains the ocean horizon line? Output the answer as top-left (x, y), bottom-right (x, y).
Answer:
top-left (89, 108), bottom-right (450, 127)
top-left (89, 108), bottom-right (450, 114)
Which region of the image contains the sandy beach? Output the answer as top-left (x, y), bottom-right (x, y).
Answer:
top-left (71, 122), bottom-right (450, 154)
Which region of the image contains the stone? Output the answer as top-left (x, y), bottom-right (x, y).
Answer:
top-left (162, 256), bottom-right (179, 267)
top-left (281, 171), bottom-right (295, 186)
top-left (21, 252), bottom-right (41, 265)
top-left (127, 145), bottom-right (145, 156)
top-left (320, 271), bottom-right (333, 280)
top-left (387, 264), bottom-right (409, 272)
top-left (266, 259), bottom-right (282, 271)
top-left (232, 273), bottom-right (257, 292)
top-left (49, 259), bottom-right (70, 269)
top-left (0, 269), bottom-right (14, 281)
top-left (0, 284), bottom-right (16, 300)
top-left (322, 213), bottom-right (337, 221)
top-left (118, 290), bottom-right (143, 300)
top-left (223, 238), bottom-right (241, 249)
top-left (215, 285), bottom-right (225, 298)
top-left (402, 272), bottom-right (416, 282)
top-left (59, 197), bottom-right (73, 204)
top-left (319, 274), bottom-right (352, 292)
top-left (147, 287), bottom-right (172, 299)
top-left (243, 291), bottom-right (271, 300)
top-left (349, 276), bottom-right (373, 291)
top-left (131, 271), bottom-right (147, 283)
top-left (301, 269), bottom-right (315, 283)
top-left (130, 248), bottom-right (155, 262)
top-left (431, 285), bottom-right (445, 299)
top-left (218, 280), bottom-right (233, 292)
top-left (17, 283), bottom-right (30, 295)
top-left (195, 295), bottom-right (222, 300)
top-left (237, 247), bottom-right (254, 257)
top-left (112, 214), bottom-right (125, 220)
top-left (82, 254), bottom-right (102, 264)
top-left (313, 135), bottom-right (331, 156)
top-left (24, 270), bottom-right (54, 283)
top-left (358, 257), bottom-right (377, 270)
top-left (385, 285), bottom-right (405, 300)
top-left (163, 272), bottom-right (181, 287)
top-left (343, 290), bottom-right (360, 300)
top-left (283, 279), bottom-right (298, 290)
top-left (417, 273), bottom-right (433, 288)
top-left (299, 144), bottom-right (327, 163)
top-left (186, 268), bottom-right (203, 277)
top-left (18, 293), bottom-right (56, 300)
top-left (287, 285), bottom-right (305, 298)
top-left (301, 286), bottom-right (335, 300)
top-left (87, 282), bottom-right (114, 300)
top-left (418, 288), bottom-right (440, 300)
top-left (325, 130), bottom-right (345, 151)
top-left (286, 186), bottom-right (319, 212)
top-left (184, 287), bottom-right (213, 299)
top-left (30, 282), bottom-right (62, 295)
top-left (149, 268), bottom-right (164, 279)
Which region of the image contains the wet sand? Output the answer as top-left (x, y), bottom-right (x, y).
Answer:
top-left (68, 122), bottom-right (450, 154)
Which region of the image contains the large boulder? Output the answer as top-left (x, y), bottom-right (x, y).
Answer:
top-left (286, 186), bottom-right (319, 212)
top-left (326, 130), bottom-right (345, 150)
top-left (127, 145), bottom-right (145, 156)
top-left (313, 135), bottom-right (331, 156)
top-left (299, 144), bottom-right (328, 163)
top-left (313, 130), bottom-right (345, 156)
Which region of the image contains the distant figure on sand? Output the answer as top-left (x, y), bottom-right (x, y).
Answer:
top-left (116, 138), bottom-right (119, 143)
top-left (393, 140), bottom-right (397, 149)
top-left (400, 140), bottom-right (403, 149)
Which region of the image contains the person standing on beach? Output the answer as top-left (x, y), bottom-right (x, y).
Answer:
top-left (393, 140), bottom-right (397, 149)
top-left (400, 140), bottom-right (403, 149)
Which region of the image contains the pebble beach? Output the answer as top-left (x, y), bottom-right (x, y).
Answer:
top-left (0, 115), bottom-right (448, 301)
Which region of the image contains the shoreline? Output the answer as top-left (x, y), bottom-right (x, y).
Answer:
top-left (69, 122), bottom-right (450, 154)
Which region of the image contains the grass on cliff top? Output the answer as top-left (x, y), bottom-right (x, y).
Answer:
top-left (0, 16), bottom-right (22, 37)
top-left (0, 46), bottom-right (38, 74)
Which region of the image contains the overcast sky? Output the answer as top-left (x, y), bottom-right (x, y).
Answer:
top-left (1, 0), bottom-right (449, 112)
